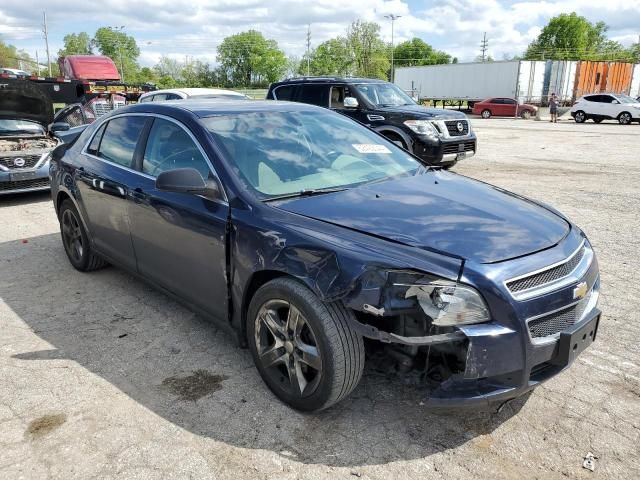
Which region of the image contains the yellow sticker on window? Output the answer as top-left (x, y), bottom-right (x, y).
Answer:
top-left (352, 144), bottom-right (392, 154)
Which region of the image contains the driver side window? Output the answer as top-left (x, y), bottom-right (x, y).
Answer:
top-left (142, 118), bottom-right (211, 179)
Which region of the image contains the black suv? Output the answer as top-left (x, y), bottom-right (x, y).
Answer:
top-left (267, 77), bottom-right (477, 167)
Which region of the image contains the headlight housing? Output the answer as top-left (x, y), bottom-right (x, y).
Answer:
top-left (389, 271), bottom-right (490, 327)
top-left (403, 120), bottom-right (440, 138)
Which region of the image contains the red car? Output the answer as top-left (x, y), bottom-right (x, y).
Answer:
top-left (472, 98), bottom-right (538, 119)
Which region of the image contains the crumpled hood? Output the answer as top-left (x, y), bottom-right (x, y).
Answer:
top-left (0, 80), bottom-right (53, 127)
top-left (277, 172), bottom-right (570, 264)
top-left (377, 104), bottom-right (467, 120)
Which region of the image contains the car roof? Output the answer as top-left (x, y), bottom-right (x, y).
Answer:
top-left (120, 99), bottom-right (325, 118)
top-left (272, 76), bottom-right (388, 86)
top-left (140, 87), bottom-right (246, 98)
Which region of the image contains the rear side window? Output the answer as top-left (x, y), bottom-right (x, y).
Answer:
top-left (86, 123), bottom-right (107, 155)
top-left (142, 118), bottom-right (210, 179)
top-left (299, 84), bottom-right (329, 107)
top-left (139, 95), bottom-right (153, 103)
top-left (273, 85), bottom-right (297, 101)
top-left (96, 116), bottom-right (147, 168)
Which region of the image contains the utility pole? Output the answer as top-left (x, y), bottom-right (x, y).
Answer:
top-left (384, 14), bottom-right (401, 82)
top-left (109, 26), bottom-right (126, 82)
top-left (480, 32), bottom-right (488, 62)
top-left (306, 24), bottom-right (311, 76)
top-left (36, 51), bottom-right (40, 76)
top-left (42, 12), bottom-right (51, 76)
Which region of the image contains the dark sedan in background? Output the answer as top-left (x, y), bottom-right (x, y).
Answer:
top-left (50, 100), bottom-right (600, 411)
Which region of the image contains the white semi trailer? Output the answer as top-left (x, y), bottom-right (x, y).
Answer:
top-left (394, 60), bottom-right (580, 106)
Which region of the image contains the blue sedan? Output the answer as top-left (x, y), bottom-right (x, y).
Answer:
top-left (50, 100), bottom-right (601, 411)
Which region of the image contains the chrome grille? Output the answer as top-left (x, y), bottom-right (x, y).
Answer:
top-left (0, 154), bottom-right (41, 170)
top-left (444, 120), bottom-right (469, 136)
top-left (507, 246), bottom-right (585, 293)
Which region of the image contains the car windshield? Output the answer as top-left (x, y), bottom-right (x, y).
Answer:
top-left (203, 110), bottom-right (423, 199)
top-left (0, 119), bottom-right (45, 136)
top-left (613, 94), bottom-right (638, 104)
top-left (354, 83), bottom-right (416, 107)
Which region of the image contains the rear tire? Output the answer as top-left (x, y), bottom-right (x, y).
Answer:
top-left (59, 200), bottom-right (108, 272)
top-left (574, 110), bottom-right (586, 123)
top-left (481, 109), bottom-right (491, 119)
top-left (247, 278), bottom-right (365, 411)
top-left (618, 112), bottom-right (632, 125)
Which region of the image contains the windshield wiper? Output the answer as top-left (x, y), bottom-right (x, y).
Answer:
top-left (262, 187), bottom-right (348, 202)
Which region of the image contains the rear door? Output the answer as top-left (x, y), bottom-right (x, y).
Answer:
top-left (502, 98), bottom-right (517, 116)
top-left (76, 115), bottom-right (150, 270)
top-left (126, 116), bottom-right (229, 320)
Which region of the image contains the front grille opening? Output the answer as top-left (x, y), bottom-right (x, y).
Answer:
top-left (529, 306), bottom-right (577, 338)
top-left (0, 178), bottom-right (50, 192)
top-left (507, 245), bottom-right (585, 293)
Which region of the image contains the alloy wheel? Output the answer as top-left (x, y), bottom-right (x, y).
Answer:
top-left (575, 111), bottom-right (585, 123)
top-left (619, 113), bottom-right (631, 125)
top-left (62, 209), bottom-right (84, 262)
top-left (254, 299), bottom-right (322, 398)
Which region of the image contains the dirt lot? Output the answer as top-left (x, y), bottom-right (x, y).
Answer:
top-left (1, 118), bottom-right (639, 479)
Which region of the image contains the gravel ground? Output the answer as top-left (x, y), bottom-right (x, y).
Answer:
top-left (1, 118), bottom-right (639, 479)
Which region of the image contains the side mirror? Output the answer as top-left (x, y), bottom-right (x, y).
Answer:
top-left (50, 122), bottom-right (70, 133)
top-left (343, 96), bottom-right (359, 108)
top-left (611, 99), bottom-right (620, 104)
top-left (156, 168), bottom-right (223, 200)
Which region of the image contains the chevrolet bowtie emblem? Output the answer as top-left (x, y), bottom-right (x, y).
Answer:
top-left (573, 282), bottom-right (588, 300)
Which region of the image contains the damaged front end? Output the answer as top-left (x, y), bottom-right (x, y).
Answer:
top-left (342, 269), bottom-right (518, 406)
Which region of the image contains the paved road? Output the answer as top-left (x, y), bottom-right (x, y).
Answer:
top-left (1, 118), bottom-right (639, 479)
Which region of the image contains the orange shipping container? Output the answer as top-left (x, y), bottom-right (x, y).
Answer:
top-left (574, 61), bottom-right (634, 99)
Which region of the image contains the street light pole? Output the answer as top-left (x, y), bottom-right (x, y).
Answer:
top-left (384, 14), bottom-right (401, 83)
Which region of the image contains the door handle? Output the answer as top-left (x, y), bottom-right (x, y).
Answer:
top-left (129, 187), bottom-right (146, 203)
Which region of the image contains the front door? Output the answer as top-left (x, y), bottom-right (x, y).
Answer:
top-left (76, 115), bottom-right (149, 270)
top-left (329, 85), bottom-right (370, 124)
top-left (126, 117), bottom-right (229, 320)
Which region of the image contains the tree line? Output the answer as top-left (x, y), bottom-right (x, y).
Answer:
top-left (1, 12), bottom-right (638, 88)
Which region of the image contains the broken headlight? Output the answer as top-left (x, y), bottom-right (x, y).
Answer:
top-left (391, 271), bottom-right (490, 327)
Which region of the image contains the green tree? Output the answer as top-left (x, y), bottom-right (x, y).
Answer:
top-left (627, 42), bottom-right (640, 63)
top-left (524, 13), bottom-right (626, 60)
top-left (346, 20), bottom-right (389, 79)
top-left (393, 38), bottom-right (450, 67)
top-left (57, 32), bottom-right (92, 57)
top-left (299, 38), bottom-right (352, 76)
top-left (0, 38), bottom-right (35, 72)
top-left (216, 30), bottom-right (287, 87)
top-left (92, 27), bottom-right (141, 80)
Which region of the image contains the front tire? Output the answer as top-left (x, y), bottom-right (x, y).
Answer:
top-left (618, 112), bottom-right (632, 125)
top-left (520, 110), bottom-right (531, 119)
top-left (481, 109), bottom-right (491, 119)
top-left (247, 278), bottom-right (365, 411)
top-left (59, 200), bottom-right (108, 272)
top-left (574, 110), bottom-right (586, 123)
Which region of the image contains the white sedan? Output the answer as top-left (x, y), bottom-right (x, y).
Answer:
top-left (570, 93), bottom-right (640, 125)
top-left (139, 87), bottom-right (250, 103)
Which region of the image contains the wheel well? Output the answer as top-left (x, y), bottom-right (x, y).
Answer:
top-left (379, 130), bottom-right (406, 148)
top-left (56, 191), bottom-right (71, 217)
top-left (241, 270), bottom-right (288, 339)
